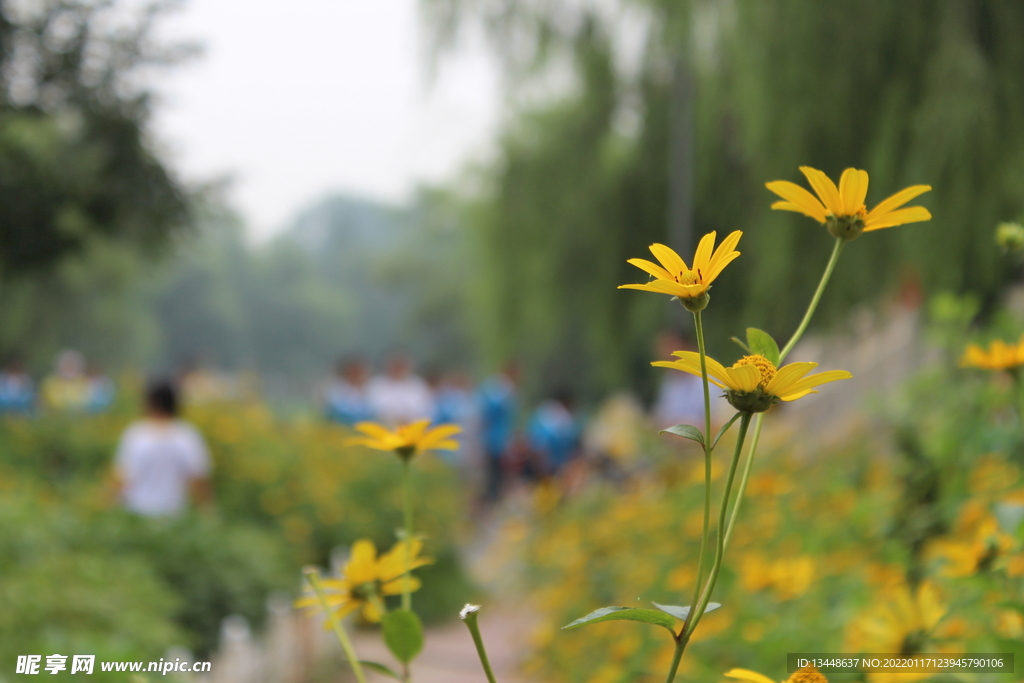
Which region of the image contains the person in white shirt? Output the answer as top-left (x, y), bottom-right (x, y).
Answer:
top-left (113, 380), bottom-right (211, 517)
top-left (366, 353), bottom-right (434, 426)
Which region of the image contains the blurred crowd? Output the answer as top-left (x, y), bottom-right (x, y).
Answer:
top-left (0, 350), bottom-right (114, 415)
top-left (321, 329), bottom-right (714, 505)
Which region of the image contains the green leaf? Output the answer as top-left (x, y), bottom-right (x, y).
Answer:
top-left (382, 610), bottom-right (424, 663)
top-left (358, 662), bottom-right (402, 680)
top-left (746, 328), bottom-right (780, 366)
top-left (730, 336), bottom-right (751, 353)
top-left (660, 424), bottom-right (705, 447)
top-left (562, 606), bottom-right (677, 634)
top-left (651, 602), bottom-right (722, 622)
top-left (711, 413), bottom-right (742, 449)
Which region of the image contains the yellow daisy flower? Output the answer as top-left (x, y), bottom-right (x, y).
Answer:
top-left (296, 538), bottom-right (432, 623)
top-left (726, 665), bottom-right (828, 683)
top-left (348, 418), bottom-right (461, 460)
top-left (653, 352), bottom-right (851, 413)
top-left (845, 581), bottom-right (946, 656)
top-left (618, 230), bottom-right (742, 311)
top-left (766, 167), bottom-right (931, 241)
top-left (961, 335), bottom-right (1024, 371)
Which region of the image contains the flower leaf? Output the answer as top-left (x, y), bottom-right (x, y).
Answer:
top-left (358, 662), bottom-right (402, 680)
top-left (651, 602), bottom-right (722, 622)
top-left (711, 413), bottom-right (743, 449)
top-left (562, 606), bottom-right (677, 634)
top-left (660, 424), bottom-right (705, 447)
top-left (746, 328), bottom-right (780, 366)
top-left (382, 609), bottom-right (424, 663)
top-left (730, 336), bottom-right (751, 353)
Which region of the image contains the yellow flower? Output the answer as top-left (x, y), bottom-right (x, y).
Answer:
top-left (296, 538), bottom-right (432, 623)
top-left (618, 231), bottom-right (741, 310)
top-left (348, 419), bottom-right (461, 459)
top-left (845, 581), bottom-right (946, 655)
top-left (653, 352), bottom-right (851, 413)
top-left (726, 665), bottom-right (828, 683)
top-left (961, 335), bottom-right (1024, 371)
top-left (766, 167), bottom-right (931, 240)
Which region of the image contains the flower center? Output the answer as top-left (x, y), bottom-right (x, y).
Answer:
top-left (732, 354), bottom-right (777, 387)
top-left (675, 268), bottom-right (700, 286)
top-left (789, 666), bottom-right (828, 683)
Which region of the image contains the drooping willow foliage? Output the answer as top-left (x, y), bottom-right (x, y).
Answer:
top-left (424, 0), bottom-right (1024, 399)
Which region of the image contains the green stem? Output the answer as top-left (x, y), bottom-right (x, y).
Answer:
top-left (460, 606), bottom-right (499, 683)
top-left (401, 458), bottom-right (414, 611)
top-left (663, 634), bottom-right (689, 683)
top-left (304, 568), bottom-right (368, 683)
top-left (779, 237), bottom-right (844, 362)
top-left (688, 310), bottom-right (714, 620)
top-left (722, 412), bottom-right (764, 550)
top-left (684, 412), bottom-right (751, 639)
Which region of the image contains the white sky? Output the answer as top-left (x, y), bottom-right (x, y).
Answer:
top-left (150, 0), bottom-right (502, 240)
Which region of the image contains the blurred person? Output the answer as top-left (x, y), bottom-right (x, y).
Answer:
top-left (41, 349), bottom-right (92, 411)
top-left (478, 362), bottom-right (518, 502)
top-left (652, 331), bottom-right (706, 430)
top-left (0, 357), bottom-right (34, 414)
top-left (323, 356), bottom-right (374, 425)
top-left (366, 352), bottom-right (433, 426)
top-left (111, 379), bottom-right (212, 517)
top-left (528, 389), bottom-right (581, 478)
top-left (431, 369), bottom-right (475, 468)
top-left (84, 363), bottom-right (115, 413)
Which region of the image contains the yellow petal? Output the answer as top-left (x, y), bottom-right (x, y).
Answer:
top-left (725, 364), bottom-right (760, 392)
top-left (648, 243), bottom-right (688, 275)
top-left (361, 600), bottom-right (383, 623)
top-left (764, 362), bottom-right (817, 396)
top-left (838, 168), bottom-right (869, 215)
top-left (418, 424), bottom-right (463, 451)
top-left (692, 231), bottom-right (717, 278)
top-left (865, 184), bottom-right (931, 221)
top-left (652, 360), bottom-right (729, 390)
top-left (799, 166), bottom-right (842, 215)
top-left (331, 600), bottom-right (362, 622)
top-left (765, 182), bottom-right (828, 223)
top-left (381, 575), bottom-right (423, 595)
top-left (626, 257), bottom-right (673, 281)
top-left (664, 351), bottom-right (733, 387)
top-left (704, 230), bottom-right (742, 283)
top-left (863, 206), bottom-right (932, 231)
top-left (618, 281), bottom-right (691, 298)
top-left (776, 370), bottom-right (852, 400)
top-left (346, 540), bottom-right (379, 585)
top-left (725, 669), bottom-right (779, 683)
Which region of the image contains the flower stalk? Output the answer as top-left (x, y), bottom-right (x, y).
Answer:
top-left (401, 459), bottom-right (414, 611)
top-left (688, 309), bottom-right (714, 619)
top-left (684, 411), bottom-right (751, 640)
top-left (460, 605), bottom-right (499, 683)
top-left (303, 567), bottom-right (368, 683)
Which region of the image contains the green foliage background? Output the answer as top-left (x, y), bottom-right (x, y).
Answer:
top-left (424, 0), bottom-right (1024, 401)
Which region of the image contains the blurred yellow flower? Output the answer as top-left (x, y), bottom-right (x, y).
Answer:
top-left (348, 419), bottom-right (461, 459)
top-left (726, 664), bottom-right (827, 683)
top-left (766, 167), bottom-right (931, 240)
top-left (845, 581), bottom-right (946, 655)
top-left (653, 352), bottom-right (851, 413)
top-left (739, 553), bottom-right (816, 601)
top-left (295, 538), bottom-right (432, 623)
top-left (928, 508), bottom-right (1013, 577)
top-left (961, 335), bottom-right (1024, 371)
top-left (618, 230), bottom-right (741, 306)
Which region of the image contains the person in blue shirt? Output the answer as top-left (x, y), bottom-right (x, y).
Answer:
top-left (323, 356), bottom-right (374, 426)
top-left (478, 363), bottom-right (518, 502)
top-left (528, 389), bottom-right (580, 477)
top-left (0, 358), bottom-right (34, 415)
